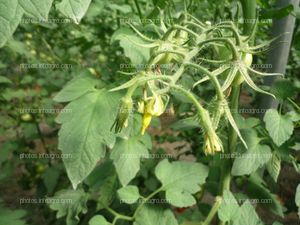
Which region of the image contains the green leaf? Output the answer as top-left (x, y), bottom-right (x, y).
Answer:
top-left (111, 27), bottom-right (150, 65)
top-left (3, 89), bottom-right (33, 101)
top-left (266, 152), bottom-right (281, 182)
top-left (170, 117), bottom-right (200, 130)
top-left (0, 141), bottom-right (14, 164)
top-left (54, 74), bottom-right (100, 102)
top-left (264, 109), bottom-right (294, 146)
top-left (89, 215), bottom-right (111, 225)
top-left (271, 79), bottom-right (295, 100)
top-left (218, 190), bottom-right (239, 223)
top-left (117, 185), bottom-right (140, 204)
top-left (42, 164), bottom-right (62, 194)
top-left (6, 40), bottom-right (34, 58)
top-left (85, 0), bottom-right (105, 19)
top-left (233, 201), bottom-right (263, 225)
top-left (0, 0), bottom-right (24, 47)
top-left (295, 184), bottom-right (300, 218)
top-left (19, 0), bottom-right (53, 20)
top-left (56, 89), bottom-right (120, 189)
top-left (110, 134), bottom-right (151, 186)
top-left (287, 111), bottom-right (300, 122)
top-left (292, 143), bottom-right (300, 151)
top-left (295, 6), bottom-right (300, 19)
top-left (134, 205), bottom-right (178, 225)
top-left (147, 0), bottom-right (169, 19)
top-left (48, 189), bottom-right (88, 225)
top-left (108, 4), bottom-right (132, 14)
top-left (246, 175), bottom-right (284, 217)
top-left (85, 161), bottom-right (118, 210)
top-left (84, 160), bottom-right (115, 191)
top-left (181, 222), bottom-right (203, 225)
top-left (97, 174), bottom-right (118, 210)
top-left (0, 0), bottom-right (56, 47)
top-left (232, 130), bottom-right (272, 176)
top-left (155, 159), bottom-right (208, 207)
top-left (20, 75), bottom-right (34, 85)
top-left (56, 0), bottom-right (92, 24)
top-left (0, 76), bottom-right (12, 84)
top-left (261, 4), bottom-right (294, 19)
top-left (119, 113), bottom-right (144, 140)
top-left (0, 205), bottom-right (27, 225)
top-left (236, 115), bottom-right (260, 130)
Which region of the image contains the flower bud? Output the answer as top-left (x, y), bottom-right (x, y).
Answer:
top-left (204, 132), bottom-right (223, 155)
top-left (232, 52), bottom-right (253, 86)
top-left (111, 97), bottom-right (133, 133)
top-left (199, 109), bottom-right (223, 155)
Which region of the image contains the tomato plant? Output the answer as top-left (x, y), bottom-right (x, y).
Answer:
top-left (0, 0), bottom-right (300, 225)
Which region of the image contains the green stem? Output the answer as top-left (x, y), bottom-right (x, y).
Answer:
top-left (153, 49), bottom-right (186, 58)
top-left (218, 0), bottom-right (257, 209)
top-left (146, 49), bottom-right (186, 71)
top-left (288, 97), bottom-right (300, 113)
top-left (202, 197), bottom-right (223, 225)
top-left (229, 87), bottom-right (240, 145)
top-left (104, 205), bottom-right (134, 221)
top-left (240, 0), bottom-right (257, 43)
top-left (167, 84), bottom-right (219, 141)
top-left (173, 24), bottom-right (199, 38)
top-left (127, 23), bottom-right (155, 42)
top-left (125, 83), bottom-right (139, 98)
top-left (41, 38), bottom-right (62, 62)
top-left (185, 21), bottom-right (205, 30)
top-left (112, 217), bottom-right (118, 225)
top-left (168, 84), bottom-right (207, 118)
top-left (228, 88), bottom-right (240, 168)
top-left (136, 75), bottom-right (174, 88)
top-left (133, 187), bottom-right (163, 218)
top-left (134, 0), bottom-right (143, 21)
top-left (184, 62), bottom-right (224, 100)
top-left (102, 188), bottom-right (165, 223)
top-left (214, 25), bottom-right (242, 46)
top-left (186, 13), bottom-right (207, 28)
top-left (216, 87), bottom-right (240, 225)
top-left (171, 46), bottom-right (202, 82)
top-left (199, 38), bottom-right (239, 60)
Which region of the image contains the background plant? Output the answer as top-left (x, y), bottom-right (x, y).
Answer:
top-left (0, 0), bottom-right (300, 225)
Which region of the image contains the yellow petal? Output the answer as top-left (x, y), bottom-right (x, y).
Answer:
top-left (141, 113), bottom-right (152, 135)
top-left (152, 95), bottom-right (165, 116)
top-left (137, 101), bottom-right (145, 114)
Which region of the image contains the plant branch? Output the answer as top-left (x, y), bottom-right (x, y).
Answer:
top-left (103, 205), bottom-right (134, 221)
top-left (133, 187), bottom-right (163, 218)
top-left (134, 0), bottom-right (143, 21)
top-left (202, 197), bottom-right (223, 225)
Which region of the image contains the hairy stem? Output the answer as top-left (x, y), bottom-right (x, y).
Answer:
top-left (184, 62), bottom-right (224, 100)
top-left (202, 197), bottom-right (223, 225)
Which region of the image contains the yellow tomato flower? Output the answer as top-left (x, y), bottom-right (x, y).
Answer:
top-left (140, 94), bottom-right (166, 135)
top-left (146, 95), bottom-right (165, 116)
